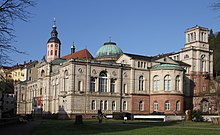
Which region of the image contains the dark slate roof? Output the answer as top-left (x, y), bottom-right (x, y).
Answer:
top-left (124, 53), bottom-right (153, 61)
top-left (47, 37), bottom-right (61, 44)
top-left (151, 52), bottom-right (176, 61)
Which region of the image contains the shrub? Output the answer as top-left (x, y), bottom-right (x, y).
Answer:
top-left (191, 110), bottom-right (204, 122)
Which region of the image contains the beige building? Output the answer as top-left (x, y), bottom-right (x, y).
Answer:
top-left (15, 23), bottom-right (215, 118)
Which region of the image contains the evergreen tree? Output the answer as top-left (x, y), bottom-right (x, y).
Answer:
top-left (209, 29), bottom-right (215, 50)
top-left (209, 30), bottom-right (220, 77)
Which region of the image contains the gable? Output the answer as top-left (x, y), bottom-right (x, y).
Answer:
top-left (154, 56), bottom-right (179, 65)
top-left (116, 54), bottom-right (132, 64)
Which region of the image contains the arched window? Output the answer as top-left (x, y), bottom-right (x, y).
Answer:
top-left (202, 100), bottom-right (209, 113)
top-left (164, 75), bottom-right (171, 91)
top-left (40, 88), bottom-right (42, 95)
top-left (90, 78), bottom-right (96, 92)
top-left (154, 101), bottom-right (158, 111)
top-left (50, 50), bottom-right (53, 55)
top-left (100, 100), bottom-right (103, 110)
top-left (78, 81), bottom-right (83, 91)
top-left (176, 101), bottom-right (180, 111)
top-left (187, 34), bottom-right (190, 42)
top-left (55, 78), bottom-right (59, 97)
top-left (201, 54), bottom-right (206, 72)
top-left (184, 54), bottom-right (189, 59)
top-left (41, 70), bottom-right (45, 77)
top-left (55, 50), bottom-right (57, 56)
top-left (91, 100), bottom-right (96, 110)
top-left (165, 100), bottom-right (170, 111)
top-left (200, 32), bottom-right (204, 41)
top-left (153, 75), bottom-right (160, 91)
top-left (112, 101), bottom-right (116, 111)
top-left (64, 70), bottom-right (68, 91)
top-left (175, 76), bottom-right (180, 91)
top-left (104, 100), bottom-right (108, 110)
top-left (139, 76), bottom-right (144, 91)
top-left (139, 101), bottom-right (144, 111)
top-left (110, 79), bottom-right (115, 93)
top-left (194, 32), bottom-right (196, 41)
top-left (99, 72), bottom-right (107, 93)
top-left (123, 84), bottom-right (128, 94)
top-left (123, 101), bottom-right (127, 111)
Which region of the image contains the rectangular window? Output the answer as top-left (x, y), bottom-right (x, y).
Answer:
top-left (90, 78), bottom-right (95, 92)
top-left (110, 79), bottom-right (115, 93)
top-left (202, 86), bottom-right (206, 92)
top-left (123, 84), bottom-right (127, 94)
top-left (123, 101), bottom-right (127, 111)
top-left (112, 101), bottom-right (116, 111)
top-left (55, 50), bottom-right (57, 56)
top-left (154, 102), bottom-right (158, 111)
top-left (165, 101), bottom-right (170, 111)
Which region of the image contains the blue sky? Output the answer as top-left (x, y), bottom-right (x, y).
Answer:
top-left (10, 0), bottom-right (220, 65)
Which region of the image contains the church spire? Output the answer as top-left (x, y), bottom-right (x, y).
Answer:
top-left (47, 18), bottom-right (61, 62)
top-left (53, 17), bottom-right (56, 28)
top-left (51, 17), bottom-right (58, 38)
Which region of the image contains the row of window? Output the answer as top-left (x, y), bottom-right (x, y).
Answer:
top-left (91, 100), bottom-right (180, 112)
top-left (45, 70), bottom-right (180, 94)
top-left (91, 100), bottom-right (128, 111)
top-left (187, 32), bottom-right (207, 42)
top-left (90, 72), bottom-right (116, 93)
top-left (154, 100), bottom-right (180, 111)
top-left (48, 50), bottom-right (58, 56)
top-left (137, 61), bottom-right (147, 68)
top-left (153, 75), bottom-right (180, 91)
top-left (48, 44), bottom-right (59, 48)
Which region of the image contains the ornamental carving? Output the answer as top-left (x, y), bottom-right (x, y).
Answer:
top-left (78, 68), bottom-right (83, 73)
top-left (112, 71), bottom-right (117, 76)
top-left (92, 69), bottom-right (97, 74)
top-left (123, 72), bottom-right (127, 78)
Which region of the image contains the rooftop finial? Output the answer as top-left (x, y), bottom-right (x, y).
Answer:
top-left (53, 17), bottom-right (56, 27)
top-left (109, 35), bottom-right (112, 42)
top-left (71, 41), bottom-right (75, 49)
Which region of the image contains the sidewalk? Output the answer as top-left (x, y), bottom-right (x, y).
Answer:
top-left (0, 120), bottom-right (41, 135)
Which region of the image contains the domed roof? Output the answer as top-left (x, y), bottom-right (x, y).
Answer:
top-left (96, 42), bottom-right (123, 60)
top-left (151, 64), bottom-right (184, 71)
top-left (47, 37), bottom-right (61, 44)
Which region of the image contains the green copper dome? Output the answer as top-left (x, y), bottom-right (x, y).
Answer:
top-left (96, 42), bottom-right (123, 60)
top-left (151, 64), bottom-right (184, 71)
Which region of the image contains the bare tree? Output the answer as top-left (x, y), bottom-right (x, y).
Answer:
top-left (211, 1), bottom-right (220, 10)
top-left (0, 0), bottom-right (35, 66)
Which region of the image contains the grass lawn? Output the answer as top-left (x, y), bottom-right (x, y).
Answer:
top-left (32, 119), bottom-right (220, 135)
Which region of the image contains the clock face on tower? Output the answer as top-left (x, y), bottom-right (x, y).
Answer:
top-left (55, 44), bottom-right (58, 47)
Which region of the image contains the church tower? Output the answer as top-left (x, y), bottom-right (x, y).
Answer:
top-left (47, 18), bottom-right (61, 62)
top-left (179, 26), bottom-right (213, 111)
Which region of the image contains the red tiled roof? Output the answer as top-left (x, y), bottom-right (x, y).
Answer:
top-left (62, 49), bottom-right (94, 60)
